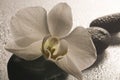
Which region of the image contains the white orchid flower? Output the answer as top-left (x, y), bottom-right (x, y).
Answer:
top-left (5, 3), bottom-right (97, 80)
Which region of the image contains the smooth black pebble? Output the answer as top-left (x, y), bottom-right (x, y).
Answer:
top-left (87, 27), bottom-right (111, 54)
top-left (7, 55), bottom-right (68, 80)
top-left (90, 13), bottom-right (120, 34)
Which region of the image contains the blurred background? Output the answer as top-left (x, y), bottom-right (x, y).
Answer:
top-left (0, 0), bottom-right (120, 80)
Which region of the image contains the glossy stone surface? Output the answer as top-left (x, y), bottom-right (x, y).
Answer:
top-left (90, 13), bottom-right (120, 34)
top-left (8, 55), bottom-right (68, 80)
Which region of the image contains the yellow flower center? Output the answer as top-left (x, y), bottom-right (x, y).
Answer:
top-left (42, 36), bottom-right (67, 61)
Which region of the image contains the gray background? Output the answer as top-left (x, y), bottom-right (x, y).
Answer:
top-left (0, 0), bottom-right (120, 80)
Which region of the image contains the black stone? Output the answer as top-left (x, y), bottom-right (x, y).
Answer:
top-left (90, 13), bottom-right (120, 34)
top-left (87, 27), bottom-right (111, 54)
top-left (7, 55), bottom-right (68, 80)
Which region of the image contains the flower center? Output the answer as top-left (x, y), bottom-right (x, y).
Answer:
top-left (42, 36), bottom-right (67, 61)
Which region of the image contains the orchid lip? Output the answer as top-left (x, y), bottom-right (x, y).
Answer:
top-left (42, 36), bottom-right (67, 61)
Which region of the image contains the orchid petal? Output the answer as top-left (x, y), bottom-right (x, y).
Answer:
top-left (54, 27), bottom-right (96, 79)
top-left (56, 45), bottom-right (95, 80)
top-left (10, 7), bottom-right (49, 47)
top-left (48, 3), bottom-right (72, 38)
top-left (64, 27), bottom-right (97, 59)
top-left (5, 39), bottom-right (43, 60)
